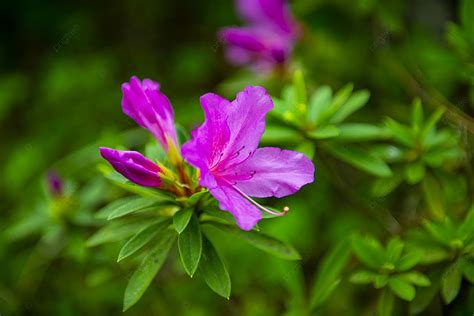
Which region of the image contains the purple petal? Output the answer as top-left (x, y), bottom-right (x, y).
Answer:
top-left (182, 86), bottom-right (273, 174)
top-left (181, 93), bottom-right (231, 176)
top-left (237, 0), bottom-right (297, 35)
top-left (227, 147), bottom-right (315, 198)
top-left (209, 184), bottom-right (262, 230)
top-left (220, 27), bottom-right (267, 53)
top-left (99, 147), bottom-right (161, 187)
top-left (121, 76), bottom-right (177, 150)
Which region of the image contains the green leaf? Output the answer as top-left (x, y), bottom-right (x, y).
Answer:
top-left (404, 161), bottom-right (426, 184)
top-left (384, 118), bottom-right (415, 147)
top-left (397, 272), bottom-right (431, 287)
top-left (371, 174), bottom-right (403, 197)
top-left (173, 208), bottom-right (194, 234)
top-left (458, 205), bottom-right (474, 240)
top-left (337, 123), bottom-right (391, 142)
top-left (441, 262), bottom-right (462, 304)
top-left (386, 237), bottom-right (404, 263)
top-left (396, 253), bottom-right (422, 271)
top-left (186, 191), bottom-right (208, 206)
top-left (377, 289), bottom-right (395, 316)
top-left (330, 89), bottom-right (370, 124)
top-left (295, 141), bottom-right (315, 159)
top-left (178, 214), bottom-right (202, 277)
top-left (411, 98), bottom-right (424, 133)
top-left (123, 230), bottom-right (176, 311)
top-left (207, 223), bottom-right (301, 260)
top-left (409, 271), bottom-right (441, 314)
top-left (261, 125), bottom-right (303, 144)
top-left (96, 196), bottom-right (139, 219)
top-left (374, 274), bottom-right (389, 288)
top-left (310, 239), bottom-right (351, 309)
top-left (421, 108), bottom-right (445, 141)
top-left (86, 219), bottom-right (149, 247)
top-left (388, 277), bottom-right (416, 301)
top-left (324, 143), bottom-right (392, 177)
top-left (308, 86), bottom-right (332, 125)
top-left (117, 220), bottom-right (168, 262)
top-left (352, 235), bottom-right (386, 269)
top-left (199, 234), bottom-right (231, 299)
top-left (293, 69), bottom-right (307, 105)
top-left (349, 270), bottom-right (377, 284)
top-left (107, 197), bottom-right (162, 220)
top-left (319, 83), bottom-right (353, 123)
top-left (421, 174), bottom-right (445, 218)
top-left (460, 258), bottom-right (474, 283)
top-left (307, 125), bottom-right (340, 139)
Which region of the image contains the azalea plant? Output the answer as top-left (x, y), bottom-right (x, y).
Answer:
top-left (1, 0), bottom-right (473, 315)
top-left (93, 76), bottom-right (314, 310)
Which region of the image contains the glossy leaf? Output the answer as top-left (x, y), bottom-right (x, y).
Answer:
top-left (441, 262), bottom-right (462, 304)
top-left (173, 208), bottom-right (194, 234)
top-left (308, 86), bottom-right (332, 124)
top-left (117, 220), bottom-right (168, 262)
top-left (330, 89), bottom-right (370, 124)
top-left (123, 230), bottom-right (176, 311)
top-left (388, 277), bottom-right (416, 301)
top-left (199, 234), bottom-right (231, 299)
top-left (178, 214), bottom-right (202, 277)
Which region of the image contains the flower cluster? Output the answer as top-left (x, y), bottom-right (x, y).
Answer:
top-left (219, 0), bottom-right (299, 71)
top-left (100, 76), bottom-right (314, 230)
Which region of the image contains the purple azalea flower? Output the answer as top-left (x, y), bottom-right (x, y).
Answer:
top-left (99, 147), bottom-right (162, 187)
top-left (122, 76), bottom-right (178, 151)
top-left (182, 86), bottom-right (314, 230)
top-left (219, 0), bottom-right (299, 70)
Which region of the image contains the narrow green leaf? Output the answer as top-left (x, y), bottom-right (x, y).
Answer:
top-left (458, 205), bottom-right (474, 240)
top-left (173, 208), bottom-right (194, 234)
top-left (123, 230), bottom-right (176, 311)
top-left (352, 235), bottom-right (386, 269)
top-left (295, 141), bottom-right (315, 159)
top-left (421, 174), bottom-right (445, 218)
top-left (178, 214), bottom-right (202, 277)
top-left (293, 69), bottom-right (307, 104)
top-left (384, 118), bottom-right (415, 147)
top-left (330, 89), bottom-right (370, 123)
top-left (308, 86), bottom-right (332, 124)
top-left (307, 125), bottom-right (340, 139)
top-left (310, 239), bottom-right (352, 309)
top-left (377, 289), bottom-right (394, 316)
top-left (199, 234), bottom-right (231, 299)
top-left (349, 270), bottom-right (377, 284)
top-left (386, 237), bottom-right (404, 263)
top-left (388, 277), bottom-right (416, 301)
top-left (86, 219), bottom-right (149, 247)
top-left (261, 125), bottom-right (303, 144)
top-left (409, 270), bottom-right (441, 314)
top-left (460, 258), bottom-right (474, 283)
top-left (411, 98), bottom-right (424, 133)
top-left (324, 143), bottom-right (392, 177)
top-left (107, 197), bottom-right (161, 220)
top-left (187, 191), bottom-right (208, 206)
top-left (117, 220), bottom-right (168, 262)
top-left (396, 253), bottom-right (422, 271)
top-left (337, 123), bottom-right (391, 142)
top-left (397, 272), bottom-right (431, 287)
top-left (318, 83), bottom-right (353, 123)
top-left (96, 196), bottom-right (138, 219)
top-left (421, 108), bottom-right (445, 141)
top-left (441, 262), bottom-right (462, 304)
top-left (208, 223), bottom-right (301, 260)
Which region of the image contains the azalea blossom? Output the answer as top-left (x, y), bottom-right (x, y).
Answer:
top-left (182, 86), bottom-right (314, 230)
top-left (99, 148), bottom-right (162, 187)
top-left (219, 0), bottom-right (299, 70)
top-left (121, 76), bottom-right (178, 151)
top-left (100, 76), bottom-right (177, 188)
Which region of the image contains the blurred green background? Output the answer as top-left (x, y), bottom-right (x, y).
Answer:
top-left (0, 0), bottom-right (473, 315)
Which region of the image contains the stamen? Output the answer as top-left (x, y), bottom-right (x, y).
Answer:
top-left (224, 179), bottom-right (289, 217)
